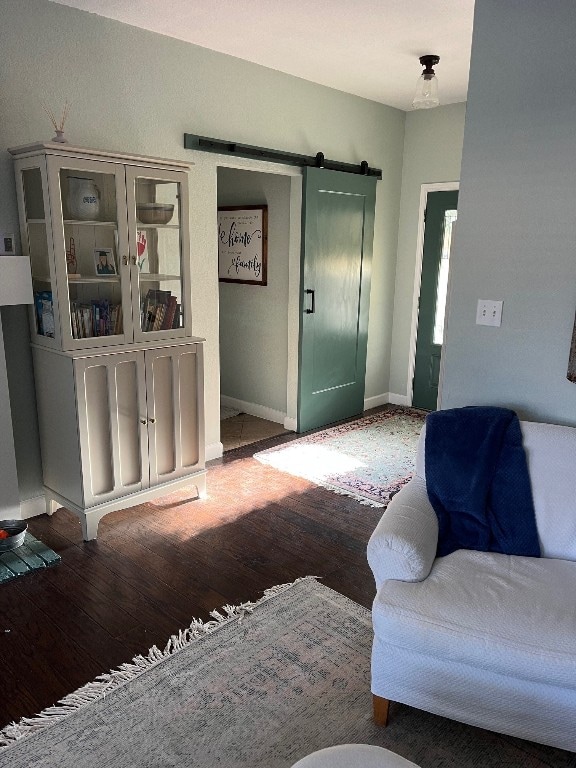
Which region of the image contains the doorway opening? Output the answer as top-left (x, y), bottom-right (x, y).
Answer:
top-left (409, 184), bottom-right (459, 411)
top-left (216, 166), bottom-right (293, 451)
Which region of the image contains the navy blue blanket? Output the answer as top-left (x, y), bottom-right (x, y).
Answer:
top-left (425, 407), bottom-right (541, 558)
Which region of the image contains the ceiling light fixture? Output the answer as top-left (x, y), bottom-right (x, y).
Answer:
top-left (412, 54), bottom-right (440, 109)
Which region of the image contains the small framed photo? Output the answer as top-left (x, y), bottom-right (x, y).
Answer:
top-left (0, 232), bottom-right (16, 255)
top-left (93, 248), bottom-right (117, 276)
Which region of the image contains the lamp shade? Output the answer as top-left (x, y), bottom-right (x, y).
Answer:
top-left (412, 54), bottom-right (440, 109)
top-left (412, 72), bottom-right (439, 109)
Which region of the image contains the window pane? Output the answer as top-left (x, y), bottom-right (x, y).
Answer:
top-left (432, 209), bottom-right (457, 346)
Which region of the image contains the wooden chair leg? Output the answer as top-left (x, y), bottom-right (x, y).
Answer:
top-left (373, 694), bottom-right (390, 726)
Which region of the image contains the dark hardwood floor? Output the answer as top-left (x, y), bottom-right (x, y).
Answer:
top-left (0, 414), bottom-right (386, 729)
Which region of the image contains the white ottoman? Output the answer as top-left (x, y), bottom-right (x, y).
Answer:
top-left (291, 744), bottom-right (420, 767)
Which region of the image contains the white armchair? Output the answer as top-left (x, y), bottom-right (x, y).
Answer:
top-left (367, 420), bottom-right (576, 752)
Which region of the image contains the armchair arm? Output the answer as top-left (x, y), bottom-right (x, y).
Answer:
top-left (367, 476), bottom-right (438, 589)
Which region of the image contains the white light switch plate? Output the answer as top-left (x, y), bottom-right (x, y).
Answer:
top-left (476, 299), bottom-right (503, 327)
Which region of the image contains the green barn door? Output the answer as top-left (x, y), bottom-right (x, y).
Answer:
top-left (412, 190), bottom-right (458, 411)
top-left (297, 168), bottom-right (376, 433)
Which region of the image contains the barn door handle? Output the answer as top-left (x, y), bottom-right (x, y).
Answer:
top-left (305, 289), bottom-right (315, 314)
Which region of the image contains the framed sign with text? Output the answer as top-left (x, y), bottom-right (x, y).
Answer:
top-left (218, 205), bottom-right (268, 285)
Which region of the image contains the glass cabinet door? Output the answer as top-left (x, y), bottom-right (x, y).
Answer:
top-left (126, 167), bottom-right (190, 342)
top-left (17, 160), bottom-right (59, 344)
top-left (48, 157), bottom-right (133, 349)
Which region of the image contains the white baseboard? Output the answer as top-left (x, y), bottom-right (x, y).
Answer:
top-left (283, 416), bottom-right (297, 431)
top-left (364, 392), bottom-right (410, 410)
top-left (220, 395), bottom-right (287, 426)
top-left (19, 495), bottom-right (46, 519)
top-left (387, 392), bottom-right (410, 406)
top-left (205, 441), bottom-right (223, 461)
top-left (363, 393), bottom-right (391, 411)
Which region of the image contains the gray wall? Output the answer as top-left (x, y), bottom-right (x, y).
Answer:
top-left (0, 0), bottom-right (405, 500)
top-left (0, 313), bottom-right (23, 515)
top-left (217, 168), bottom-right (290, 414)
top-left (389, 103), bottom-right (466, 399)
top-left (1, 306), bottom-right (43, 503)
top-left (441, 0), bottom-right (576, 425)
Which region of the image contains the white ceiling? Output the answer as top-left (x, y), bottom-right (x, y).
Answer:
top-left (51, 0), bottom-right (475, 111)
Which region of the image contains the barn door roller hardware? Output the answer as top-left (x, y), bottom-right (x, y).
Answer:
top-left (183, 134), bottom-right (382, 179)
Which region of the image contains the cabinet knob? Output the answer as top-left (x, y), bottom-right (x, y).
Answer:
top-left (139, 418), bottom-right (147, 424)
top-left (122, 255), bottom-right (128, 266)
top-left (131, 255), bottom-right (137, 266)
top-left (149, 418), bottom-right (156, 424)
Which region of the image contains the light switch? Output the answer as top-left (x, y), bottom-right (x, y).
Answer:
top-left (476, 299), bottom-right (503, 327)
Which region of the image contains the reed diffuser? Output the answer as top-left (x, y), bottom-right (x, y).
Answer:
top-left (42, 100), bottom-right (70, 143)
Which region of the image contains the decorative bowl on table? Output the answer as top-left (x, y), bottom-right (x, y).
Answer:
top-left (0, 520), bottom-right (27, 552)
top-left (136, 203), bottom-right (174, 225)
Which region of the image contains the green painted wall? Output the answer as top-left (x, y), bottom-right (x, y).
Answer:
top-left (441, 0), bottom-right (576, 425)
top-left (0, 0), bottom-right (405, 500)
top-left (388, 103), bottom-right (466, 401)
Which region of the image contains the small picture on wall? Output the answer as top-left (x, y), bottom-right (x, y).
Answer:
top-left (93, 247), bottom-right (117, 276)
top-left (218, 205), bottom-right (268, 285)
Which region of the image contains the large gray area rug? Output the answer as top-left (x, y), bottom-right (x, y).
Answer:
top-left (1, 577), bottom-right (574, 767)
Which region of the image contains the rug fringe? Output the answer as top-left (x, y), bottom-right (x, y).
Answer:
top-left (0, 576), bottom-right (317, 749)
top-left (326, 485), bottom-right (386, 508)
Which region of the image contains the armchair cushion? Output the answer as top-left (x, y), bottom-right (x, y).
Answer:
top-left (372, 548), bottom-right (576, 689)
top-left (367, 477), bottom-right (438, 589)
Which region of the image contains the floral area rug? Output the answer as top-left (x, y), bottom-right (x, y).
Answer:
top-left (254, 407), bottom-right (426, 507)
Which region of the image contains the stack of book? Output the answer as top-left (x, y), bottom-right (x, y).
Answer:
top-left (141, 289), bottom-right (180, 332)
top-left (71, 300), bottom-right (123, 339)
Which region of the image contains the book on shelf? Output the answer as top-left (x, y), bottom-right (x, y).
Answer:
top-left (70, 299), bottom-right (122, 339)
top-left (34, 290), bottom-right (55, 337)
top-left (161, 295), bottom-right (178, 330)
top-left (141, 288), bottom-right (179, 332)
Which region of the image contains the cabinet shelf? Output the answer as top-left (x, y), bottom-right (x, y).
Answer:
top-left (63, 219), bottom-right (118, 228)
top-left (32, 273), bottom-right (182, 284)
top-left (34, 274), bottom-right (121, 284)
top-left (135, 223), bottom-right (180, 230)
top-left (139, 273), bottom-right (180, 282)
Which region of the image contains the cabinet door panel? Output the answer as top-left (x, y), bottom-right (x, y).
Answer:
top-left (76, 351), bottom-right (146, 507)
top-left (115, 359), bottom-right (145, 487)
top-left (84, 363), bottom-right (115, 497)
top-left (145, 344), bottom-right (203, 487)
top-left (178, 350), bottom-right (199, 469)
top-left (148, 352), bottom-right (177, 479)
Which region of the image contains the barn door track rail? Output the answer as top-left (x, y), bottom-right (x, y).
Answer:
top-left (183, 134), bottom-right (382, 179)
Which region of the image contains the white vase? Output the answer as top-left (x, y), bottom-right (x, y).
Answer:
top-left (67, 177), bottom-right (100, 220)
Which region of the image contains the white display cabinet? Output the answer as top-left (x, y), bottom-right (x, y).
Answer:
top-left (9, 143), bottom-right (206, 539)
top-left (10, 143), bottom-right (192, 349)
